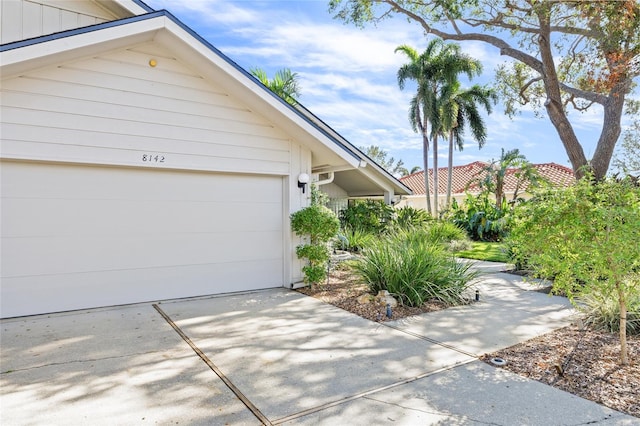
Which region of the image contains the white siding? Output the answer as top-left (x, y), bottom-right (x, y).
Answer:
top-left (1, 0), bottom-right (120, 44)
top-left (1, 160), bottom-right (285, 317)
top-left (0, 42), bottom-right (292, 175)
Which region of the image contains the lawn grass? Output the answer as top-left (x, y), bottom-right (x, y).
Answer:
top-left (456, 241), bottom-right (510, 262)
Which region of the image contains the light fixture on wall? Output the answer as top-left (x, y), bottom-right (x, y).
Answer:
top-left (297, 173), bottom-right (310, 193)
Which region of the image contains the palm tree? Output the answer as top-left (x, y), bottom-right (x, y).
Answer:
top-left (395, 40), bottom-right (447, 215)
top-left (439, 82), bottom-right (496, 208)
top-left (250, 67), bottom-right (301, 105)
top-left (477, 148), bottom-right (541, 210)
top-left (396, 40), bottom-right (484, 217)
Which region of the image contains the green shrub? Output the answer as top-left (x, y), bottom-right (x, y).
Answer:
top-left (448, 193), bottom-right (510, 241)
top-left (391, 206), bottom-right (432, 230)
top-left (426, 221), bottom-right (467, 243)
top-left (508, 175), bottom-right (640, 364)
top-left (291, 203), bottom-right (340, 285)
top-left (352, 229), bottom-right (478, 307)
top-left (338, 228), bottom-right (376, 252)
top-left (339, 200), bottom-right (394, 234)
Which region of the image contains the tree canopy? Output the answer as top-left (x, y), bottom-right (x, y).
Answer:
top-left (329, 0), bottom-right (640, 180)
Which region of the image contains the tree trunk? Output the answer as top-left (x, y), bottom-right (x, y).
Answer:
top-left (617, 282), bottom-right (629, 365)
top-left (591, 86), bottom-right (626, 180)
top-left (422, 131), bottom-right (432, 215)
top-left (446, 132), bottom-right (454, 209)
top-left (536, 7), bottom-right (590, 179)
top-left (433, 134), bottom-right (439, 218)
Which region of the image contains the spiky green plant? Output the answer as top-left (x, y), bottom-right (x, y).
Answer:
top-left (353, 228), bottom-right (478, 307)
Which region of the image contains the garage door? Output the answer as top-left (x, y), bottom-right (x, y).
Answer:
top-left (0, 161), bottom-right (284, 318)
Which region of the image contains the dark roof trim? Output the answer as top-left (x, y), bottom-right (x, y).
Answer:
top-left (0, 8), bottom-right (406, 185)
top-left (132, 0), bottom-right (155, 12)
top-left (0, 10), bottom-right (166, 52)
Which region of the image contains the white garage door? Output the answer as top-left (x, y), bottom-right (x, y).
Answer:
top-left (1, 161), bottom-right (284, 318)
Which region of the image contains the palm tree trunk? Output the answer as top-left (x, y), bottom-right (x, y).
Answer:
top-left (446, 131), bottom-right (454, 209)
top-left (433, 134), bottom-right (439, 218)
top-left (422, 131), bottom-right (432, 215)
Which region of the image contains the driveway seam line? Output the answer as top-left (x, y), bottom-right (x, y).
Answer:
top-left (381, 322), bottom-right (479, 358)
top-left (271, 358), bottom-right (477, 425)
top-left (152, 304), bottom-right (273, 426)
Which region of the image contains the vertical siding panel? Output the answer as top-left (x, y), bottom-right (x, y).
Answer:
top-left (41, 5), bottom-right (59, 35)
top-left (59, 9), bottom-right (77, 31)
top-left (1, 1), bottom-right (22, 43)
top-left (21, 1), bottom-right (43, 39)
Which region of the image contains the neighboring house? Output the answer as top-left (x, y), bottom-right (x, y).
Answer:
top-left (398, 161), bottom-right (575, 210)
top-left (0, 0), bottom-right (411, 318)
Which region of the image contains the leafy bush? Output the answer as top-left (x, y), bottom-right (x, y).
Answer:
top-left (339, 200), bottom-right (394, 233)
top-left (390, 206), bottom-right (432, 230)
top-left (337, 228), bottom-right (376, 252)
top-left (352, 229), bottom-right (478, 307)
top-left (447, 193), bottom-right (510, 241)
top-left (291, 203), bottom-right (340, 285)
top-left (508, 175), bottom-right (640, 364)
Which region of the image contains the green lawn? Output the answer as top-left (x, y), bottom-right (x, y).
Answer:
top-left (456, 241), bottom-right (510, 263)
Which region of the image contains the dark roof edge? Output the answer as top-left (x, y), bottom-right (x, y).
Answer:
top-left (132, 0), bottom-right (155, 12)
top-left (0, 10), bottom-right (166, 52)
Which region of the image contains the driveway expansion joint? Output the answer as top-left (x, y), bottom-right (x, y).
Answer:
top-left (0, 351), bottom-right (162, 374)
top-left (151, 304), bottom-right (274, 426)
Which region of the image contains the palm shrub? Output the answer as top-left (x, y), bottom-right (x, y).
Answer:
top-left (339, 200), bottom-right (394, 234)
top-left (391, 206), bottom-right (432, 230)
top-left (448, 193), bottom-right (510, 241)
top-left (353, 228), bottom-right (478, 307)
top-left (338, 228), bottom-right (376, 252)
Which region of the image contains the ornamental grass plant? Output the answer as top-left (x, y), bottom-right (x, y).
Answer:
top-left (353, 228), bottom-right (478, 307)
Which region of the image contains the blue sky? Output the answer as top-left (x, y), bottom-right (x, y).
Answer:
top-left (144, 0), bottom-right (613, 172)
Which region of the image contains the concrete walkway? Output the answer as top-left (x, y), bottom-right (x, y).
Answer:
top-left (1, 262), bottom-right (638, 425)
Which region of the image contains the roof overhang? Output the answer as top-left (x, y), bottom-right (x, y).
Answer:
top-left (0, 10), bottom-right (411, 198)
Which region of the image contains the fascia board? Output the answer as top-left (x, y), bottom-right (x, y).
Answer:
top-left (0, 14), bottom-right (165, 78)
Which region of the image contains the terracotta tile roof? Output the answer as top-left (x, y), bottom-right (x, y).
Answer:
top-left (400, 161), bottom-right (575, 195)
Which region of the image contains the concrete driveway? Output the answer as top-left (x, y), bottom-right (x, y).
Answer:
top-left (1, 268), bottom-right (638, 425)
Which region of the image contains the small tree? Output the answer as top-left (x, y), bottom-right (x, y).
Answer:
top-left (509, 176), bottom-right (640, 365)
top-left (291, 186), bottom-right (340, 285)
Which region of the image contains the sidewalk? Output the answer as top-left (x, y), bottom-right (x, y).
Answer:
top-left (1, 262), bottom-right (638, 425)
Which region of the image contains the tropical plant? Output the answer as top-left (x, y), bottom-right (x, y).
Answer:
top-left (338, 228), bottom-right (377, 253)
top-left (339, 199), bottom-right (394, 234)
top-left (250, 67), bottom-right (301, 105)
top-left (291, 194), bottom-right (340, 285)
top-left (390, 205), bottom-right (432, 230)
top-left (448, 193), bottom-right (510, 242)
top-left (330, 0), bottom-right (640, 180)
top-left (439, 81), bottom-right (496, 208)
top-left (508, 175), bottom-right (640, 365)
top-left (474, 148), bottom-right (543, 209)
top-left (353, 228), bottom-right (478, 306)
top-left (426, 220), bottom-right (467, 244)
top-left (396, 40), bottom-right (484, 218)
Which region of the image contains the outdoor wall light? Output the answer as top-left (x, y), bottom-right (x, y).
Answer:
top-left (297, 173), bottom-right (310, 193)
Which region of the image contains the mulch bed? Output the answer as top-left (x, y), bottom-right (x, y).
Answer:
top-left (296, 265), bottom-right (640, 418)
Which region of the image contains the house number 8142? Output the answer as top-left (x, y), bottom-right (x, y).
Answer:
top-left (142, 154), bottom-right (165, 163)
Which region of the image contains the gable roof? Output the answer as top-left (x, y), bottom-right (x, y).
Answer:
top-left (400, 162), bottom-right (575, 195)
top-left (0, 9), bottom-right (410, 197)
